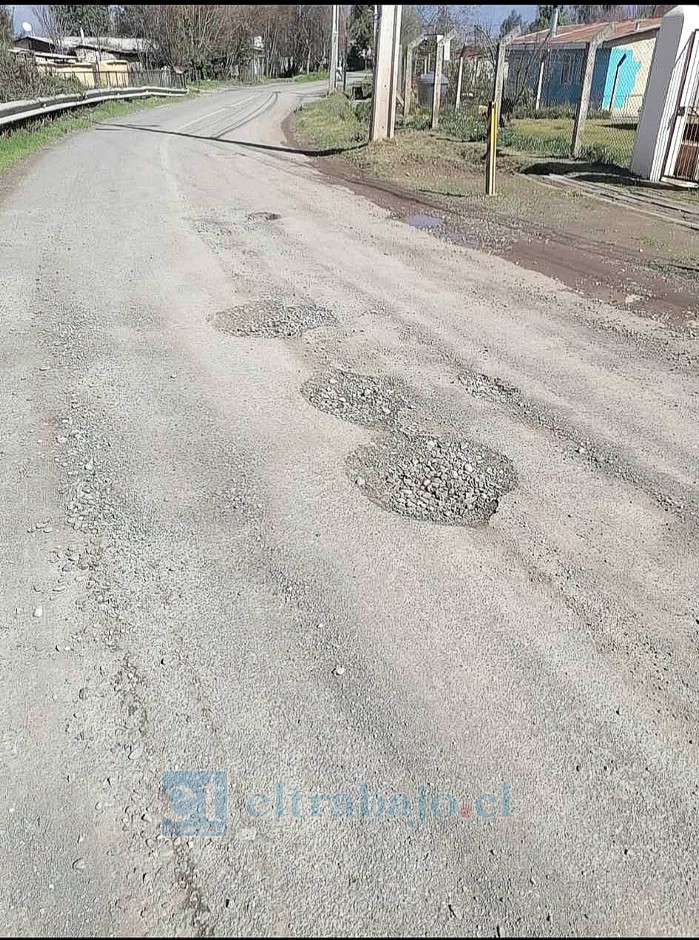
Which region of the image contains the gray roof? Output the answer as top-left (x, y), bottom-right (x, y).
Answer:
top-left (62, 36), bottom-right (151, 53)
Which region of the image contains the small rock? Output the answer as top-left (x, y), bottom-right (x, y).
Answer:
top-left (33, 607), bottom-right (43, 618)
top-left (72, 857), bottom-right (86, 871)
top-left (128, 746), bottom-right (142, 761)
top-left (333, 664), bottom-right (345, 677)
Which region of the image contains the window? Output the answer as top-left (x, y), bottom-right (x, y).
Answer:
top-left (560, 53), bottom-right (582, 85)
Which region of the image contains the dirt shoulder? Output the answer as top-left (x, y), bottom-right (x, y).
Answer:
top-left (284, 106), bottom-right (699, 333)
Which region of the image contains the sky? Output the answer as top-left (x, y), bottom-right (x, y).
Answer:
top-left (12, 4), bottom-right (540, 36)
top-left (471, 4), bottom-right (538, 29)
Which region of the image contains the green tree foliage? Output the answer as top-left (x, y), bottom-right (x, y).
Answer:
top-left (401, 5), bottom-right (423, 46)
top-left (499, 9), bottom-right (523, 38)
top-left (349, 5), bottom-right (373, 51)
top-left (528, 5), bottom-right (570, 31)
top-left (52, 5), bottom-right (112, 36)
top-left (0, 5), bottom-right (13, 47)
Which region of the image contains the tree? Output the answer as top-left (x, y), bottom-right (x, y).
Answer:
top-left (499, 9), bottom-right (523, 38)
top-left (528, 5), bottom-right (570, 31)
top-left (0, 5), bottom-right (12, 47)
top-left (54, 5), bottom-right (112, 36)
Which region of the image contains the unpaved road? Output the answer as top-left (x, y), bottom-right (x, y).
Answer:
top-left (1, 81), bottom-right (698, 937)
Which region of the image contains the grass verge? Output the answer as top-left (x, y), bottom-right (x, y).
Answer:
top-left (0, 94), bottom-right (185, 176)
top-left (294, 91), bottom-right (368, 153)
top-left (294, 69), bottom-right (328, 83)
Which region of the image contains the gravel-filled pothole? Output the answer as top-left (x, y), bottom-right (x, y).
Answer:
top-left (210, 300), bottom-right (336, 338)
top-left (459, 370), bottom-right (524, 407)
top-left (302, 370), bottom-right (415, 429)
top-left (347, 433), bottom-right (516, 525)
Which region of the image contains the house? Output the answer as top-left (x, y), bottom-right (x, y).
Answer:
top-left (506, 18), bottom-right (662, 120)
top-left (12, 33), bottom-right (151, 65)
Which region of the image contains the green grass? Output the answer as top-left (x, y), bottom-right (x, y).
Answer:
top-left (294, 91), bottom-right (367, 151)
top-left (507, 116), bottom-right (635, 165)
top-left (0, 95), bottom-right (183, 176)
top-left (405, 108), bottom-right (635, 166)
top-left (187, 78), bottom-right (226, 93)
top-left (293, 69), bottom-right (328, 83)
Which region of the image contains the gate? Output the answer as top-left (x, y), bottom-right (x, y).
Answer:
top-left (664, 29), bottom-right (699, 183)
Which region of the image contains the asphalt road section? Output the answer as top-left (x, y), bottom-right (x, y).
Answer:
top-left (1, 80), bottom-right (698, 937)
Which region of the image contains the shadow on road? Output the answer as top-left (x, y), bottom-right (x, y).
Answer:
top-left (521, 159), bottom-right (639, 186)
top-left (96, 122), bottom-right (367, 158)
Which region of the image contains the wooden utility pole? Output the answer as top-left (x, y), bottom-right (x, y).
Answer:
top-left (369, 5), bottom-right (402, 141)
top-left (403, 34), bottom-right (426, 119)
top-left (571, 24), bottom-right (614, 156)
top-left (431, 29), bottom-right (456, 131)
top-left (329, 4), bottom-right (339, 93)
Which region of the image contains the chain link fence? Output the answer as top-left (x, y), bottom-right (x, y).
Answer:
top-left (503, 22), bottom-right (660, 167)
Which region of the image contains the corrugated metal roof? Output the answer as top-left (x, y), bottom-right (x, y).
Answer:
top-left (511, 18), bottom-right (662, 48)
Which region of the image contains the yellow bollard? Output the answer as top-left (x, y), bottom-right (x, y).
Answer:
top-left (485, 100), bottom-right (498, 196)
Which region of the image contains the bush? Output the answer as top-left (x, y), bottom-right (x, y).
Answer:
top-left (438, 107), bottom-right (488, 142)
top-left (511, 103), bottom-right (578, 120)
top-left (0, 53), bottom-right (83, 104)
top-left (578, 141), bottom-right (618, 165)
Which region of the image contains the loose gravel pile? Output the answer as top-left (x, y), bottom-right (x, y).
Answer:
top-left (302, 370), bottom-right (414, 429)
top-left (348, 433), bottom-right (516, 525)
top-left (211, 300), bottom-right (336, 338)
top-left (459, 370), bottom-right (525, 408)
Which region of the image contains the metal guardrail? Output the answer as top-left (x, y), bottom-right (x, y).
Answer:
top-left (0, 85), bottom-right (187, 130)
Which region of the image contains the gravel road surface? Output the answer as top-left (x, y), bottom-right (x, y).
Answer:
top-left (1, 81), bottom-right (698, 936)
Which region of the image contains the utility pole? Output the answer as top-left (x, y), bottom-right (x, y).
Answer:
top-left (455, 45), bottom-right (465, 111)
top-left (369, 5), bottom-right (402, 142)
top-left (329, 4), bottom-right (339, 93)
top-left (342, 5), bottom-right (349, 92)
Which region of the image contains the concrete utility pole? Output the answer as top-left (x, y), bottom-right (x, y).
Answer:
top-left (455, 44), bottom-right (466, 111)
top-left (431, 29), bottom-right (456, 131)
top-left (403, 34), bottom-right (426, 119)
top-left (369, 5), bottom-right (402, 142)
top-left (329, 4), bottom-right (339, 93)
top-left (571, 24), bottom-right (614, 156)
top-left (493, 24), bottom-right (522, 123)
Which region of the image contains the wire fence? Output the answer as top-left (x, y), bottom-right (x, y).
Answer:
top-left (503, 28), bottom-right (659, 167)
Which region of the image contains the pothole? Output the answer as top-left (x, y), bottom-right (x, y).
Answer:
top-left (459, 370), bottom-right (525, 409)
top-left (302, 370), bottom-right (415, 429)
top-left (405, 213), bottom-right (443, 230)
top-left (194, 217), bottom-right (232, 240)
top-left (210, 300), bottom-right (336, 338)
top-left (247, 211), bottom-right (281, 222)
top-left (347, 433), bottom-right (516, 525)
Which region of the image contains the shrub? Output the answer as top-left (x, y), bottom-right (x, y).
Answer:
top-left (0, 52), bottom-right (83, 104)
top-left (511, 103), bottom-right (578, 120)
